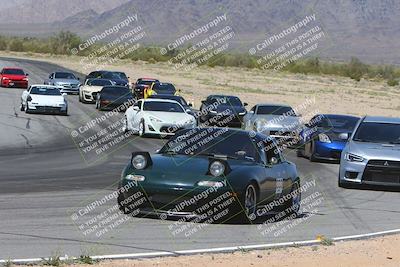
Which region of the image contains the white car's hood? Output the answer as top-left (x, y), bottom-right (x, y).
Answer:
top-left (145, 111), bottom-right (193, 124)
top-left (81, 85), bottom-right (104, 93)
top-left (30, 94), bottom-right (66, 105)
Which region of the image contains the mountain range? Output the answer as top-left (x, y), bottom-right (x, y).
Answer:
top-left (1, 0), bottom-right (399, 64)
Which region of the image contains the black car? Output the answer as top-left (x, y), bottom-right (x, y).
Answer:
top-left (85, 70), bottom-right (109, 83)
top-left (101, 72), bottom-right (130, 87)
top-left (151, 82), bottom-right (176, 95)
top-left (95, 86), bottom-right (134, 111)
top-left (133, 78), bottom-right (160, 99)
top-left (148, 94), bottom-right (194, 114)
top-left (85, 71), bottom-right (129, 87)
top-left (199, 95), bottom-right (248, 128)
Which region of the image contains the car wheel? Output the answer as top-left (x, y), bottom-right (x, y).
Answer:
top-left (239, 183), bottom-right (258, 222)
top-left (25, 104), bottom-right (30, 113)
top-left (20, 102), bottom-right (25, 111)
top-left (283, 180), bottom-right (301, 216)
top-left (309, 142), bottom-right (317, 162)
top-left (138, 120), bottom-right (146, 137)
top-left (296, 149), bottom-right (303, 158)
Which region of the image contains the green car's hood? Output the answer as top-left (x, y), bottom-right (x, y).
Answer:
top-left (128, 154), bottom-right (255, 189)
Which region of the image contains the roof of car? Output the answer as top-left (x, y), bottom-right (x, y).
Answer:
top-left (363, 116), bottom-right (400, 124)
top-left (30, 84), bottom-right (59, 88)
top-left (138, 78), bottom-right (158, 80)
top-left (2, 67), bottom-right (23, 70)
top-left (318, 114), bottom-right (360, 119)
top-left (142, 98), bottom-right (181, 104)
top-left (208, 94), bottom-right (239, 98)
top-left (256, 103), bottom-right (292, 108)
top-left (149, 94), bottom-right (182, 98)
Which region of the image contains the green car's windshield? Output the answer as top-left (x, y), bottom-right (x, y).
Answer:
top-left (160, 128), bottom-right (258, 161)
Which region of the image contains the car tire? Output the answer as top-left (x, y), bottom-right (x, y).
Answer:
top-left (25, 104), bottom-right (30, 113)
top-left (20, 103), bottom-right (25, 111)
top-left (309, 142), bottom-right (317, 162)
top-left (296, 149), bottom-right (303, 158)
top-left (138, 120), bottom-right (146, 137)
top-left (338, 177), bottom-right (350, 188)
top-left (283, 180), bottom-right (301, 216)
top-left (238, 183), bottom-right (258, 223)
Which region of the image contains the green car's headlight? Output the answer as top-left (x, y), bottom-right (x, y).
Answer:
top-left (209, 161), bottom-right (225, 177)
top-left (132, 154), bottom-right (147, 169)
top-left (197, 180), bottom-right (225, 188)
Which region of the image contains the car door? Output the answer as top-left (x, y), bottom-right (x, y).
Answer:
top-left (131, 100), bottom-right (143, 130)
top-left (260, 141), bottom-right (291, 201)
top-left (21, 86), bottom-right (31, 106)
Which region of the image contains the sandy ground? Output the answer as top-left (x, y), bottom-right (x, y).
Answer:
top-left (1, 51), bottom-right (400, 120)
top-left (13, 234), bottom-right (400, 267)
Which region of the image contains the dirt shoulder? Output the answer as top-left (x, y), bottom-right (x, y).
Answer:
top-left (16, 234), bottom-right (400, 267)
top-left (1, 51), bottom-right (400, 119)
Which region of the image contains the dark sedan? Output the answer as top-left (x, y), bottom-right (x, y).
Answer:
top-left (199, 95), bottom-right (248, 128)
top-left (148, 94), bottom-right (195, 114)
top-left (133, 78), bottom-right (160, 99)
top-left (117, 128), bottom-right (301, 223)
top-left (95, 86), bottom-right (134, 111)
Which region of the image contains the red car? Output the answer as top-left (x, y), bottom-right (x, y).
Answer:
top-left (0, 67), bottom-right (29, 88)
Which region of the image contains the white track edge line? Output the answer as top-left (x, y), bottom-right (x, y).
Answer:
top-left (1, 228), bottom-right (400, 264)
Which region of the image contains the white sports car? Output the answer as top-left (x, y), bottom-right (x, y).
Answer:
top-left (123, 99), bottom-right (197, 137)
top-left (79, 78), bottom-right (114, 103)
top-left (20, 85), bottom-right (68, 115)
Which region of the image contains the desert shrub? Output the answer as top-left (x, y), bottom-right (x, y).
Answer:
top-left (387, 79), bottom-right (399, 86)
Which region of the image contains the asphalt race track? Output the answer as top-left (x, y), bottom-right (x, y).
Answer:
top-left (0, 57), bottom-right (399, 259)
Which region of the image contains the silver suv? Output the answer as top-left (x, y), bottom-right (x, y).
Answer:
top-left (339, 116), bottom-right (400, 189)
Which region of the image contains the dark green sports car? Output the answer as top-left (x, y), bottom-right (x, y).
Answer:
top-left (117, 127), bottom-right (301, 223)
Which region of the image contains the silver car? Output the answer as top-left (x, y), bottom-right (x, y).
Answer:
top-left (339, 116), bottom-right (400, 189)
top-left (243, 103), bottom-right (301, 146)
top-left (45, 71), bottom-right (80, 94)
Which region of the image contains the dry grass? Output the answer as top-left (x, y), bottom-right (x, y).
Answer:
top-left (2, 51), bottom-right (399, 118)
